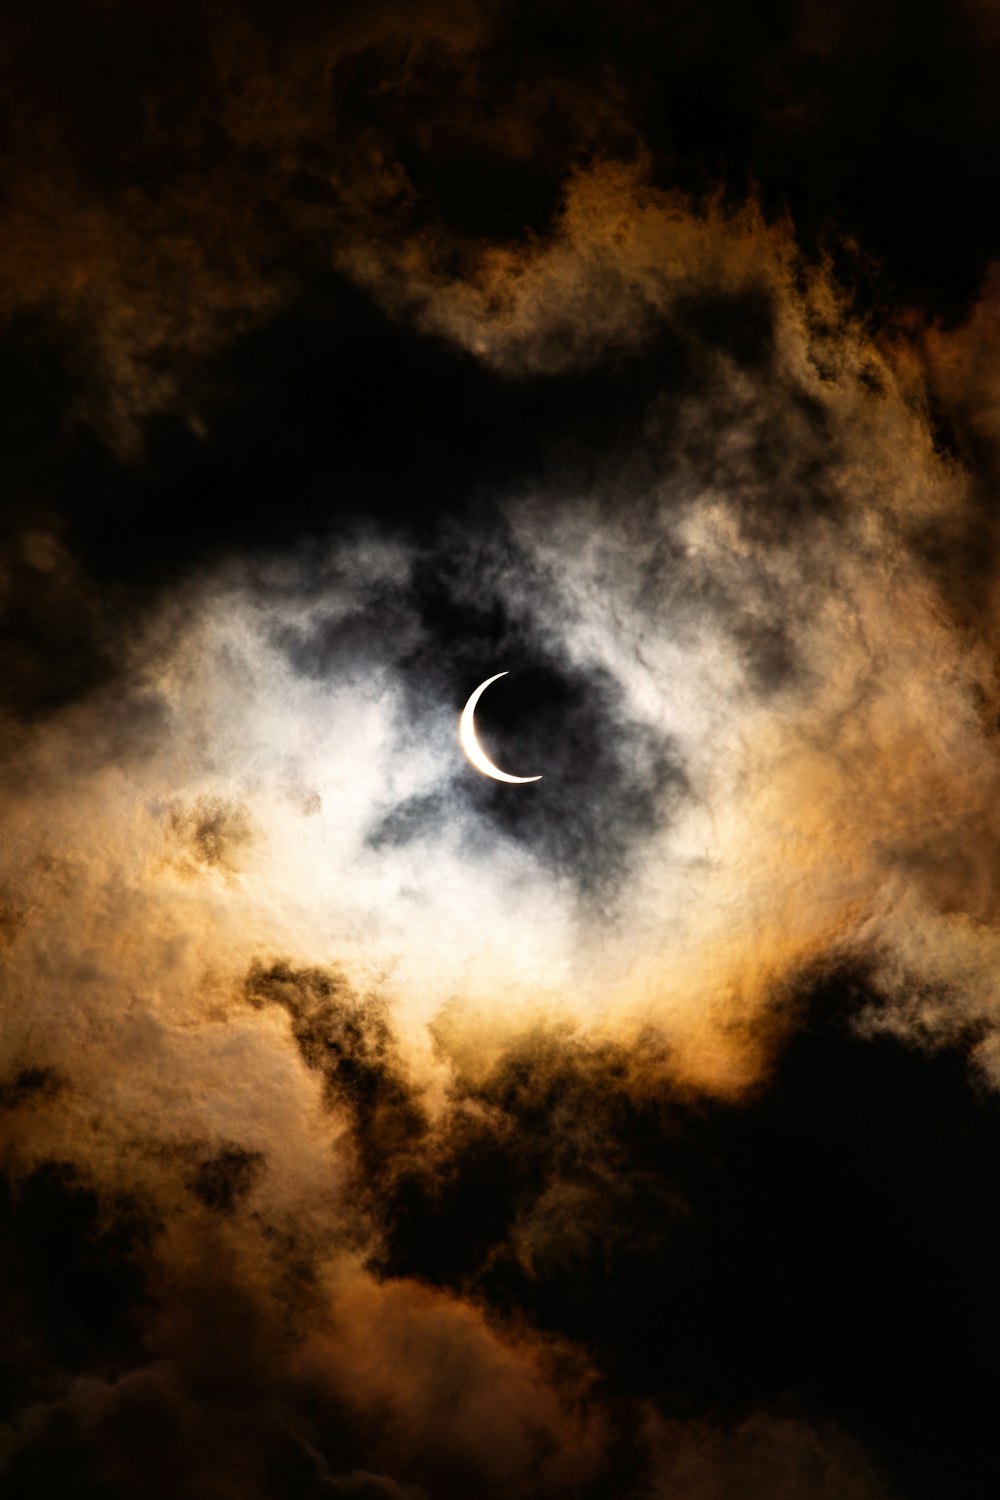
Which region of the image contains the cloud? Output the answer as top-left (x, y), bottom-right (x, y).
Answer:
top-left (3, 0), bottom-right (998, 451)
top-left (5, 952), bottom-right (981, 1497)
top-left (643, 1411), bottom-right (894, 1500)
top-left (5, 10), bottom-right (1000, 1492)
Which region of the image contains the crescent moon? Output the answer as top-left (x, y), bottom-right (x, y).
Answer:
top-left (459, 673), bottom-right (542, 784)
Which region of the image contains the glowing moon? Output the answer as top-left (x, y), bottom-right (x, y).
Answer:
top-left (459, 673), bottom-right (543, 784)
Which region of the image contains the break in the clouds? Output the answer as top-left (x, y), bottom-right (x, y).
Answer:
top-left (5, 4), bottom-right (1000, 1498)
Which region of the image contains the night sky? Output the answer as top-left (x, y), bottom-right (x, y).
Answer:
top-left (3, 4), bottom-right (1000, 1498)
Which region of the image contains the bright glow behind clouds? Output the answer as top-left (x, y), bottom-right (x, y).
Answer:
top-left (3, 449), bottom-right (999, 1107)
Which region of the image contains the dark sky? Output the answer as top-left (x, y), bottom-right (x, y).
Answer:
top-left (3, 4), bottom-right (1000, 1499)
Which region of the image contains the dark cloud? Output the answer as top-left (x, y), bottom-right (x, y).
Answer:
top-left (0, 1162), bottom-right (154, 1397)
top-left (2, 961), bottom-right (998, 1499)
top-left (167, 797), bottom-right (254, 876)
top-left (0, 0), bottom-right (994, 580)
top-left (188, 1144), bottom-right (266, 1216)
top-left (0, 1068), bottom-right (62, 1114)
top-left (3, 0), bottom-right (997, 348)
top-left (0, 274), bottom-right (701, 720)
top-left (244, 961), bottom-right (426, 1170)
top-left (370, 965), bottom-right (1000, 1500)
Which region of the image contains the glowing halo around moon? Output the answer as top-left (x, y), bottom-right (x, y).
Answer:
top-left (459, 672), bottom-right (543, 784)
